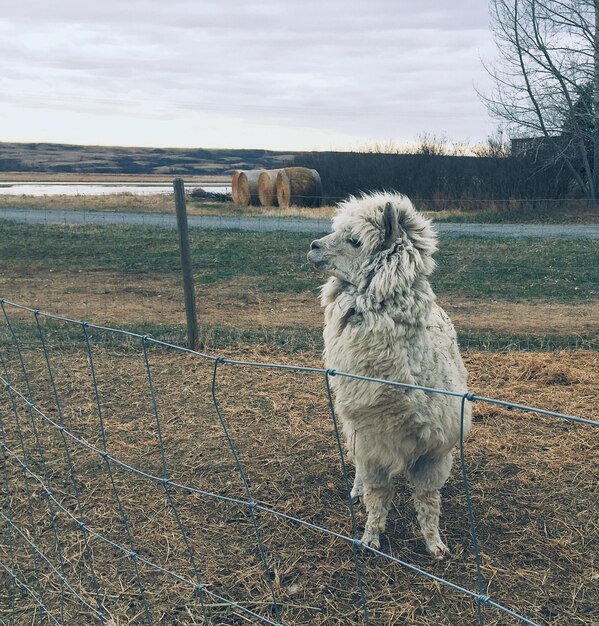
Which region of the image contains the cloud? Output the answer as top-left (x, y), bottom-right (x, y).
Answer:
top-left (0, 1), bottom-right (496, 148)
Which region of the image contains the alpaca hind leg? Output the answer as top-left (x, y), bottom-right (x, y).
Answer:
top-left (343, 426), bottom-right (362, 504)
top-left (350, 469), bottom-right (364, 505)
top-left (361, 480), bottom-right (394, 550)
top-left (408, 453), bottom-right (453, 560)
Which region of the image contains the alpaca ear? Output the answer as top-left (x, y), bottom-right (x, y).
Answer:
top-left (382, 201), bottom-right (398, 247)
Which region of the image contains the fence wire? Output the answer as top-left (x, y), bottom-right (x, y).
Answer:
top-left (0, 298), bottom-right (596, 626)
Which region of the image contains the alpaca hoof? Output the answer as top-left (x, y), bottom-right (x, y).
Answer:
top-left (361, 531), bottom-right (380, 550)
top-left (427, 541), bottom-right (450, 561)
top-left (350, 485), bottom-right (363, 506)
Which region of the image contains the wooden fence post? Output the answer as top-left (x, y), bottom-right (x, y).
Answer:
top-left (173, 178), bottom-right (200, 350)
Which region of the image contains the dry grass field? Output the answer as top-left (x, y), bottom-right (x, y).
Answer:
top-left (0, 192), bottom-right (339, 220)
top-left (0, 323), bottom-right (597, 625)
top-left (1, 269), bottom-right (598, 349)
top-left (2, 190), bottom-right (598, 224)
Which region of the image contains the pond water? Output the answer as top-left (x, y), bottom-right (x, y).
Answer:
top-left (0, 182), bottom-right (231, 196)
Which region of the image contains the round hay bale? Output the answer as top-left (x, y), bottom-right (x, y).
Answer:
top-left (258, 169), bottom-right (282, 206)
top-left (231, 170), bottom-right (242, 204)
top-left (276, 167), bottom-right (322, 208)
top-left (237, 170), bottom-right (263, 206)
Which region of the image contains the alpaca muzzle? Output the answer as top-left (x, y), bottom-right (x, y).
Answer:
top-left (307, 238), bottom-right (327, 267)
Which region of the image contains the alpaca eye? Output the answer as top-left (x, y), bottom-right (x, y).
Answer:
top-left (348, 237), bottom-right (362, 248)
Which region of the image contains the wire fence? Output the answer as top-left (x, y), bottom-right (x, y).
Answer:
top-left (0, 298), bottom-right (597, 625)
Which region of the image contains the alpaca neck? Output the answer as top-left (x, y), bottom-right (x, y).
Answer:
top-left (359, 276), bottom-right (435, 328)
top-left (322, 276), bottom-right (435, 334)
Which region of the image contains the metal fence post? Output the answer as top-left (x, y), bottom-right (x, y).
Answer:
top-left (173, 178), bottom-right (200, 350)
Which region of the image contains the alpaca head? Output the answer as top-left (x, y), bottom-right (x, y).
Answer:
top-left (307, 192), bottom-right (437, 301)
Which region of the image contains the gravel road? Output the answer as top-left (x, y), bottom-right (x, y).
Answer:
top-left (1, 207), bottom-right (597, 238)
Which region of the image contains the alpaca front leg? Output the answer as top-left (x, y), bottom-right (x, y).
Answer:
top-left (408, 452), bottom-right (453, 560)
top-left (413, 488), bottom-right (449, 560)
top-left (361, 485), bottom-right (394, 549)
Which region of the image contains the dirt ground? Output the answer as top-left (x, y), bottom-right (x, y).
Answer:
top-left (0, 325), bottom-right (597, 625)
top-left (1, 268), bottom-right (597, 341)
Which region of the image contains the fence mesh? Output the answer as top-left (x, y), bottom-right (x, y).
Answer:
top-left (0, 299), bottom-right (597, 625)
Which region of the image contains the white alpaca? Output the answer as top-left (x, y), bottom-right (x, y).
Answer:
top-left (307, 192), bottom-right (471, 559)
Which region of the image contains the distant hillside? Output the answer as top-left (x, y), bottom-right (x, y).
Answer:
top-left (1, 141), bottom-right (576, 203)
top-left (0, 142), bottom-right (302, 175)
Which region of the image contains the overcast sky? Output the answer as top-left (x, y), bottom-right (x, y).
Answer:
top-left (0, 1), bottom-right (497, 150)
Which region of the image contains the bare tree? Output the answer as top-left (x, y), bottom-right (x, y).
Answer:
top-left (482, 0), bottom-right (599, 200)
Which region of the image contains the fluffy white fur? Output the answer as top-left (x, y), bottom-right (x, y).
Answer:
top-left (307, 191), bottom-right (471, 559)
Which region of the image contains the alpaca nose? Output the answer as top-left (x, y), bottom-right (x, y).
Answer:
top-left (310, 240), bottom-right (321, 250)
